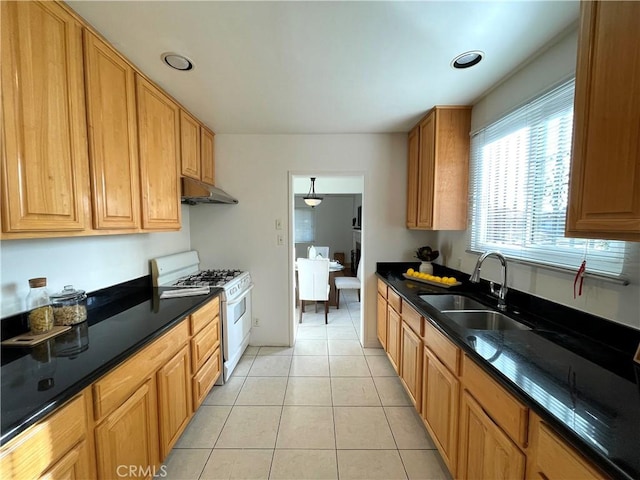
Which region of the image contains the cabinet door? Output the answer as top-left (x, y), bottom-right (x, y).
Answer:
top-left (191, 319), bottom-right (220, 374)
top-left (566, 1), bottom-right (640, 241)
top-left (422, 347), bottom-right (459, 475)
top-left (0, 394), bottom-right (89, 479)
top-left (201, 126), bottom-right (216, 186)
top-left (406, 126), bottom-right (420, 228)
top-left (400, 321), bottom-right (422, 409)
top-left (193, 347), bottom-right (221, 410)
top-left (457, 391), bottom-right (525, 480)
top-left (136, 75), bottom-right (181, 230)
top-left (95, 379), bottom-right (160, 479)
top-left (84, 30), bottom-right (140, 230)
top-left (180, 110), bottom-right (201, 180)
top-left (527, 415), bottom-right (605, 480)
top-left (40, 440), bottom-right (92, 480)
top-left (431, 108), bottom-right (471, 230)
top-left (386, 305), bottom-right (401, 373)
top-left (416, 112), bottom-right (436, 229)
top-left (1, 1), bottom-right (89, 233)
top-left (157, 345), bottom-right (192, 458)
top-left (376, 293), bottom-right (387, 350)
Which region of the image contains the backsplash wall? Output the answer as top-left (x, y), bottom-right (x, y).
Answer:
top-left (437, 230), bottom-right (640, 330)
top-left (0, 206), bottom-right (191, 318)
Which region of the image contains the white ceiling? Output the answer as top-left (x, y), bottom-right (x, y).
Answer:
top-left (68, 1), bottom-right (579, 134)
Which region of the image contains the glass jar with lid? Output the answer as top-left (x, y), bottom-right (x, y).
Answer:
top-left (26, 277), bottom-right (54, 334)
top-left (51, 285), bottom-right (87, 326)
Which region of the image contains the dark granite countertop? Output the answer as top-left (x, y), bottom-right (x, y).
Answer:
top-left (0, 277), bottom-right (223, 446)
top-left (377, 262), bottom-right (640, 480)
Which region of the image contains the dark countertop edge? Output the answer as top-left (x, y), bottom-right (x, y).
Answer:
top-left (0, 288), bottom-right (223, 447)
top-left (375, 271), bottom-right (633, 480)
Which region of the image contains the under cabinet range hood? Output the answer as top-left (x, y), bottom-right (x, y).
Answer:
top-left (181, 178), bottom-right (238, 205)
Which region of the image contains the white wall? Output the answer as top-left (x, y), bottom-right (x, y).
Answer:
top-left (294, 195), bottom-right (355, 261)
top-left (436, 27), bottom-right (640, 331)
top-left (0, 206), bottom-right (191, 317)
top-left (189, 134), bottom-right (432, 347)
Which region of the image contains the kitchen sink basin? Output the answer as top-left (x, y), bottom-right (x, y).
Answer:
top-left (419, 294), bottom-right (488, 311)
top-left (441, 310), bottom-right (531, 331)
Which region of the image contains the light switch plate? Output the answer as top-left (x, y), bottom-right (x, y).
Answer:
top-left (275, 218), bottom-right (282, 230)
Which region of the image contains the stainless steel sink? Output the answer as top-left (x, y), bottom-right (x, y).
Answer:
top-left (419, 294), bottom-right (488, 311)
top-left (441, 310), bottom-right (531, 331)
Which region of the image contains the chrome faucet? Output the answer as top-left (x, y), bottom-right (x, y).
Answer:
top-left (469, 251), bottom-right (509, 311)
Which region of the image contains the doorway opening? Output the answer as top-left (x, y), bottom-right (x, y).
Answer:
top-left (288, 173), bottom-right (365, 346)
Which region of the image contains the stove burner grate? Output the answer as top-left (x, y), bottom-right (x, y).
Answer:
top-left (172, 269), bottom-right (244, 287)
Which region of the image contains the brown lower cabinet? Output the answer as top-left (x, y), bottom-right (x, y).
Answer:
top-left (457, 391), bottom-right (526, 480)
top-left (0, 393), bottom-right (94, 479)
top-left (95, 379), bottom-right (160, 479)
top-left (422, 346), bottom-right (459, 475)
top-left (526, 413), bottom-right (606, 480)
top-left (157, 345), bottom-right (193, 458)
top-left (376, 283), bottom-right (610, 480)
top-left (386, 304), bottom-right (401, 373)
top-left (376, 292), bottom-right (387, 350)
top-left (400, 320), bottom-right (422, 408)
top-left (0, 297), bottom-right (222, 479)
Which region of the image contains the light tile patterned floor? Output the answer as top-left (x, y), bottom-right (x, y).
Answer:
top-left (162, 290), bottom-right (451, 480)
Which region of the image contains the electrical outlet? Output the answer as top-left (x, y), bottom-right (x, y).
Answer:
top-left (275, 218), bottom-right (282, 230)
top-left (277, 234), bottom-right (284, 246)
top-left (253, 317), bottom-right (260, 327)
top-left (456, 258), bottom-right (462, 269)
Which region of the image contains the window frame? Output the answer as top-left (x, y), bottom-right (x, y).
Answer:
top-left (468, 78), bottom-right (627, 283)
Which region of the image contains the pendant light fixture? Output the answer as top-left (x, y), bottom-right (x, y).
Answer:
top-left (303, 177), bottom-right (323, 207)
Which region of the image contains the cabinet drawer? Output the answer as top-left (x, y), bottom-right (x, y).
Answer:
top-left (193, 348), bottom-right (221, 410)
top-left (190, 297), bottom-right (220, 335)
top-left (461, 355), bottom-right (528, 447)
top-left (377, 279), bottom-right (388, 299)
top-left (93, 320), bottom-right (189, 420)
top-left (423, 320), bottom-right (459, 375)
top-left (0, 393), bottom-right (87, 479)
top-left (191, 317), bottom-right (220, 373)
top-left (401, 302), bottom-right (422, 336)
top-left (536, 421), bottom-right (605, 479)
top-left (388, 289), bottom-right (401, 313)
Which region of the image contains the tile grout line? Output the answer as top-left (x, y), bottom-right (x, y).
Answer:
top-left (193, 379), bottom-right (243, 480)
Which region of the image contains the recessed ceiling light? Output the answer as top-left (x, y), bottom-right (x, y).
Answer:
top-left (451, 51), bottom-right (484, 69)
top-left (161, 52), bottom-right (194, 71)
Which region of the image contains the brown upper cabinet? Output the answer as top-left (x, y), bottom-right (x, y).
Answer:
top-left (406, 107), bottom-right (472, 230)
top-left (180, 110), bottom-right (202, 181)
top-left (1, 1), bottom-right (90, 234)
top-left (566, 1), bottom-right (640, 241)
top-left (201, 126), bottom-right (216, 186)
top-left (180, 113), bottom-right (217, 187)
top-left (84, 30), bottom-right (141, 230)
top-left (1, 0), bottom-right (217, 239)
top-left (136, 75), bottom-right (182, 230)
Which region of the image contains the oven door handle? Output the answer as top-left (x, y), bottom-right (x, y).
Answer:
top-left (226, 283), bottom-right (254, 306)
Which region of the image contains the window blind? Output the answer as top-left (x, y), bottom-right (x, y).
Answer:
top-left (469, 79), bottom-right (627, 278)
top-left (294, 208), bottom-right (315, 243)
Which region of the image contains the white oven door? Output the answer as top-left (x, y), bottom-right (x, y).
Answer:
top-left (222, 284), bottom-right (253, 381)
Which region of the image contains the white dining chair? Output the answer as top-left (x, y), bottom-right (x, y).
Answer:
top-left (334, 259), bottom-right (362, 309)
top-left (297, 257), bottom-right (330, 323)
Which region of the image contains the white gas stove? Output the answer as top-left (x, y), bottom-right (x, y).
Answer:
top-left (151, 251), bottom-right (253, 384)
